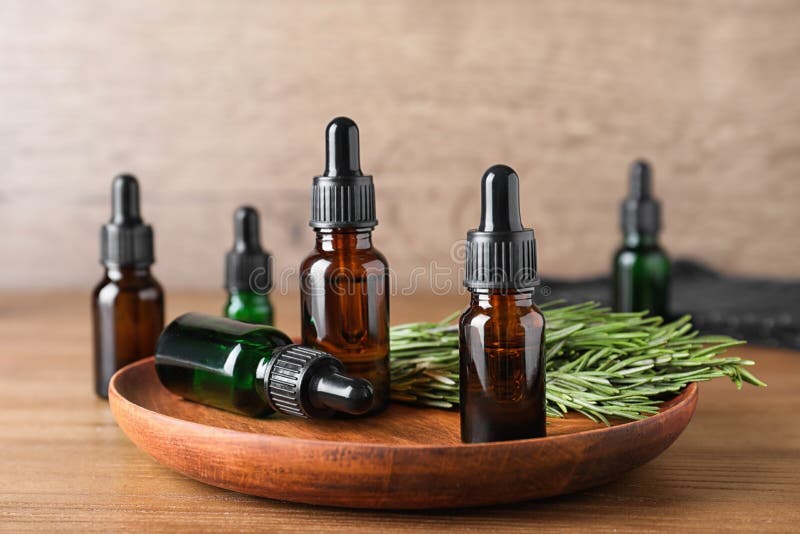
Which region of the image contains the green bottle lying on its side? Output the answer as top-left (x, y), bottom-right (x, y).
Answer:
top-left (155, 313), bottom-right (374, 419)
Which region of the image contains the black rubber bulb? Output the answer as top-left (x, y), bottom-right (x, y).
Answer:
top-left (478, 164), bottom-right (524, 232)
top-left (233, 206), bottom-right (262, 253)
top-left (111, 174), bottom-right (143, 225)
top-left (629, 159), bottom-right (652, 199)
top-left (311, 371), bottom-right (374, 415)
top-left (324, 116), bottom-right (363, 177)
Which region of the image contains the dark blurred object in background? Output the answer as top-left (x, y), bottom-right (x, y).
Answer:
top-left (541, 259), bottom-right (800, 349)
top-left (612, 159), bottom-right (670, 318)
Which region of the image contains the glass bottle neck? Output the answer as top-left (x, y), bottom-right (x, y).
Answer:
top-left (314, 228), bottom-right (374, 252)
top-left (470, 289), bottom-right (536, 308)
top-left (623, 231), bottom-right (659, 248)
top-left (255, 355), bottom-right (272, 406)
top-left (105, 265), bottom-right (152, 281)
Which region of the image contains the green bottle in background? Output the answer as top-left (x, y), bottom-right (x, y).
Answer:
top-left (612, 160), bottom-right (671, 317)
top-left (224, 206), bottom-right (274, 325)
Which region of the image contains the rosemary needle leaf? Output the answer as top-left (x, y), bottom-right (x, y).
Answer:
top-left (390, 301), bottom-right (765, 424)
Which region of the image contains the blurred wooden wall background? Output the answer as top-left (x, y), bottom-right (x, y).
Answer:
top-left (1, 0), bottom-right (799, 291)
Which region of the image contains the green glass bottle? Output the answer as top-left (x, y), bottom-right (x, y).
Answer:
top-left (155, 313), bottom-right (374, 418)
top-left (225, 289), bottom-right (274, 325)
top-left (223, 206), bottom-right (274, 325)
top-left (612, 160), bottom-right (671, 317)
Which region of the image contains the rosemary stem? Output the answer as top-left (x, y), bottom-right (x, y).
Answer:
top-left (390, 301), bottom-right (764, 424)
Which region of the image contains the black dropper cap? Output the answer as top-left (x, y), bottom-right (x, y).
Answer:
top-left (100, 174), bottom-right (154, 268)
top-left (621, 160), bottom-right (661, 236)
top-left (265, 345), bottom-right (374, 418)
top-left (309, 117), bottom-right (377, 229)
top-left (464, 165), bottom-right (539, 290)
top-left (225, 206), bottom-right (272, 292)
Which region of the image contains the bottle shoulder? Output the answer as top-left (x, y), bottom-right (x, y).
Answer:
top-left (242, 326), bottom-right (292, 348)
top-left (300, 246), bottom-right (389, 273)
top-left (459, 298), bottom-right (545, 328)
top-left (92, 277), bottom-right (116, 301)
top-left (614, 245), bottom-right (669, 262)
top-left (369, 247), bottom-right (389, 268)
top-left (225, 291), bottom-right (273, 324)
top-left (93, 271), bottom-right (164, 304)
top-left (143, 275), bottom-right (164, 294)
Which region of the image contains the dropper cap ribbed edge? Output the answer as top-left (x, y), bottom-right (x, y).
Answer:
top-left (309, 117), bottom-right (377, 229)
top-left (263, 345), bottom-right (374, 418)
top-left (224, 206), bottom-right (272, 292)
top-left (100, 174), bottom-right (155, 268)
top-left (463, 164), bottom-right (539, 290)
top-left (621, 159), bottom-right (661, 236)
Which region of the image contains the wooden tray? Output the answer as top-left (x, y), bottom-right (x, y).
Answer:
top-left (109, 357), bottom-right (698, 509)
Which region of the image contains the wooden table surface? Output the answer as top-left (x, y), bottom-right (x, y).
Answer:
top-left (1, 291), bottom-right (798, 532)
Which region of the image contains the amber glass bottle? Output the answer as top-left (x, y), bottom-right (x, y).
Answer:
top-left (300, 117), bottom-right (390, 414)
top-left (93, 174), bottom-right (164, 398)
top-left (459, 165), bottom-right (546, 443)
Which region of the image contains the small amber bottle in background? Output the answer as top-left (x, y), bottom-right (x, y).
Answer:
top-left (224, 206), bottom-right (274, 325)
top-left (459, 165), bottom-right (546, 443)
top-left (92, 174), bottom-right (164, 399)
top-left (300, 117), bottom-right (390, 415)
top-left (612, 160), bottom-right (671, 317)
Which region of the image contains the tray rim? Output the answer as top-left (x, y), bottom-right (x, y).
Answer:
top-left (109, 357), bottom-right (699, 509)
top-left (110, 356), bottom-right (698, 450)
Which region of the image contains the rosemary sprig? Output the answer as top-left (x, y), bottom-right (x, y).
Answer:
top-left (390, 301), bottom-right (765, 423)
